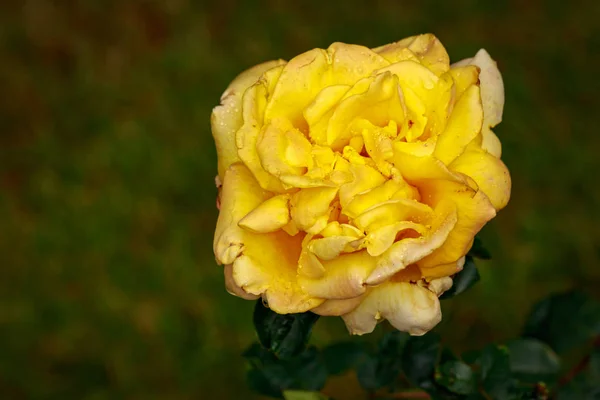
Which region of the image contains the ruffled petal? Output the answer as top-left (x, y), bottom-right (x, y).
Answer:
top-left (214, 163), bottom-right (322, 314)
top-left (212, 60), bottom-right (286, 178)
top-left (418, 180), bottom-right (496, 268)
top-left (312, 295), bottom-right (366, 316)
top-left (342, 281), bottom-right (442, 335)
top-left (452, 49), bottom-right (504, 157)
top-left (373, 34), bottom-right (450, 76)
top-left (450, 148), bottom-right (511, 211)
top-left (265, 43), bottom-right (389, 130)
top-left (433, 84), bottom-right (484, 165)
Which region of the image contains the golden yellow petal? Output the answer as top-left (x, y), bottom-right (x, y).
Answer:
top-left (390, 147), bottom-right (468, 185)
top-left (365, 221), bottom-right (427, 257)
top-left (238, 194), bottom-right (291, 233)
top-left (256, 118), bottom-right (312, 177)
top-left (342, 281), bottom-right (442, 336)
top-left (265, 44), bottom-right (389, 130)
top-left (366, 201), bottom-right (458, 285)
top-left (236, 77), bottom-right (287, 192)
top-left (421, 256), bottom-right (466, 279)
top-left (418, 180), bottom-right (497, 268)
top-left (290, 187), bottom-right (338, 232)
top-left (214, 164), bottom-right (322, 314)
top-left (338, 163), bottom-right (386, 208)
top-left (326, 72), bottom-right (405, 150)
top-left (352, 199), bottom-right (433, 233)
top-left (373, 33), bottom-right (450, 76)
top-left (299, 250), bottom-right (377, 299)
top-left (448, 65), bottom-right (480, 99)
top-left (450, 148), bottom-right (511, 210)
top-left (308, 236), bottom-right (360, 260)
top-left (211, 60), bottom-right (286, 178)
top-left (433, 84), bottom-right (484, 165)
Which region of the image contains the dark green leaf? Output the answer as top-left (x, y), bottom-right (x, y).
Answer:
top-left (522, 290), bottom-right (600, 354)
top-left (246, 346), bottom-right (328, 398)
top-left (402, 333), bottom-right (441, 389)
top-left (253, 300), bottom-right (320, 360)
top-left (435, 360), bottom-right (477, 395)
top-left (283, 390), bottom-right (330, 400)
top-left (468, 236), bottom-right (492, 260)
top-left (322, 342), bottom-right (366, 375)
top-left (357, 332), bottom-right (409, 391)
top-left (440, 257), bottom-right (480, 300)
top-left (507, 338), bottom-right (560, 382)
top-left (478, 344), bottom-right (513, 399)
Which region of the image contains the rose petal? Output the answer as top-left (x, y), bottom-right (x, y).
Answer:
top-left (342, 281), bottom-right (442, 335)
top-left (212, 60), bottom-right (286, 178)
top-left (450, 148), bottom-right (511, 211)
top-left (452, 49), bottom-right (504, 156)
top-left (214, 164), bottom-right (322, 314)
top-left (433, 84), bottom-right (484, 165)
top-left (238, 194), bottom-right (291, 233)
top-left (418, 180), bottom-right (497, 268)
top-left (373, 34), bottom-right (450, 76)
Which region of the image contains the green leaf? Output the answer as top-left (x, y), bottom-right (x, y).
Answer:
top-left (440, 257), bottom-right (480, 300)
top-left (357, 331), bottom-right (409, 391)
top-left (283, 390), bottom-right (330, 400)
top-left (435, 360), bottom-right (477, 395)
top-left (478, 344), bottom-right (514, 399)
top-left (246, 346), bottom-right (328, 398)
top-left (402, 333), bottom-right (441, 389)
top-left (322, 341), bottom-right (366, 376)
top-left (506, 338), bottom-right (560, 382)
top-left (253, 300), bottom-right (320, 360)
top-left (468, 236), bottom-right (492, 260)
top-left (522, 290), bottom-right (600, 354)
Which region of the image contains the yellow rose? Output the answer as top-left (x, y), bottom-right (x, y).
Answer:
top-left (212, 34), bottom-right (510, 336)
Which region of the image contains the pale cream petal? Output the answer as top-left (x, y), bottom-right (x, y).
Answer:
top-left (427, 276), bottom-right (454, 296)
top-left (312, 295), bottom-right (366, 316)
top-left (452, 49), bottom-right (504, 157)
top-left (342, 282), bottom-right (442, 336)
top-left (211, 60), bottom-right (286, 178)
top-left (224, 263), bottom-right (259, 300)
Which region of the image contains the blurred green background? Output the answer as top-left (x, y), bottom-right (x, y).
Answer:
top-left (1, 0), bottom-right (599, 398)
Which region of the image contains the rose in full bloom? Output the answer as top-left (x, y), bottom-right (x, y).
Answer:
top-left (212, 34), bottom-right (510, 335)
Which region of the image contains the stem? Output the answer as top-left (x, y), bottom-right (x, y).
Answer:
top-left (552, 335), bottom-right (600, 398)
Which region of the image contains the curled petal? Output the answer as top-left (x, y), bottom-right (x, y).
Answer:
top-left (224, 264), bottom-right (259, 300)
top-left (266, 43), bottom-right (389, 130)
top-left (342, 281), bottom-right (442, 335)
top-left (299, 250), bottom-right (377, 299)
top-left (418, 180), bottom-right (497, 268)
top-left (312, 295), bottom-right (366, 316)
top-left (291, 187), bottom-right (339, 233)
top-left (212, 60), bottom-right (286, 178)
top-left (453, 49), bottom-right (504, 156)
top-left (433, 84), bottom-right (484, 165)
top-left (366, 200), bottom-right (458, 285)
top-left (214, 164), bottom-right (322, 314)
top-left (238, 194), bottom-right (291, 233)
top-left (427, 276), bottom-right (454, 296)
top-left (450, 148), bottom-right (511, 211)
top-left (374, 33), bottom-right (450, 76)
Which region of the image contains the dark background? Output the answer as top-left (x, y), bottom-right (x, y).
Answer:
top-left (1, 0), bottom-right (599, 398)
